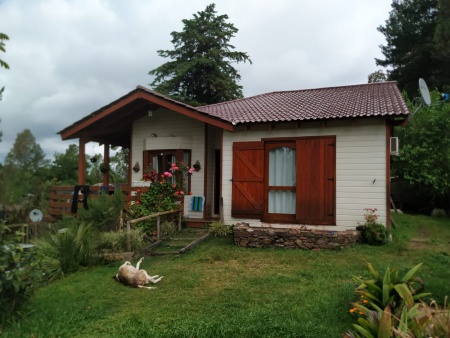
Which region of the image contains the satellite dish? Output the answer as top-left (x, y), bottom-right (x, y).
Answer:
top-left (418, 78), bottom-right (431, 106)
top-left (29, 209), bottom-right (43, 222)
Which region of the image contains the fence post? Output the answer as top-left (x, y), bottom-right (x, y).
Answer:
top-left (126, 221), bottom-right (131, 252)
top-left (157, 216), bottom-right (161, 241)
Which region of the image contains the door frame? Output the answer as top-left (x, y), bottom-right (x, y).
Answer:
top-left (262, 136), bottom-right (336, 225)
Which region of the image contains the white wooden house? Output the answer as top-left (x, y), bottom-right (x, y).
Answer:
top-left (58, 81), bottom-right (409, 231)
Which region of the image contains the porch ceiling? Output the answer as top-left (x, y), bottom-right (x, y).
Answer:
top-left (63, 98), bottom-right (156, 148)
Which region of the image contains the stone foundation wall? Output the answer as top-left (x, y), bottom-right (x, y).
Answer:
top-left (233, 223), bottom-right (360, 251)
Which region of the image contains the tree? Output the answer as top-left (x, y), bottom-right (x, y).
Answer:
top-left (0, 32), bottom-right (9, 142)
top-left (149, 3), bottom-right (252, 106)
top-left (0, 32), bottom-right (9, 100)
top-left (392, 90), bottom-right (450, 211)
top-left (51, 144), bottom-right (79, 184)
top-left (368, 70), bottom-right (387, 83)
top-left (434, 0), bottom-right (450, 59)
top-left (1, 129), bottom-right (50, 204)
top-left (4, 129), bottom-right (48, 171)
top-left (375, 0), bottom-right (449, 98)
top-left (110, 148), bottom-right (129, 183)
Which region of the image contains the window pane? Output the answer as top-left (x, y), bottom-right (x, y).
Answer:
top-left (269, 147), bottom-right (296, 186)
top-left (268, 190), bottom-right (296, 214)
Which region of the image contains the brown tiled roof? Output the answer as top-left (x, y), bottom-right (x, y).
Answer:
top-left (198, 81), bottom-right (410, 125)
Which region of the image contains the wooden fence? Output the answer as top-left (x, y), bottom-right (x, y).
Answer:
top-left (125, 209), bottom-right (182, 251)
top-left (47, 185), bottom-right (149, 221)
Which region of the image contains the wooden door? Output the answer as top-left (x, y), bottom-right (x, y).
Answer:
top-left (263, 142), bottom-right (297, 222)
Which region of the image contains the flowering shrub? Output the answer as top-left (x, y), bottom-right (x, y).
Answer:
top-left (127, 161), bottom-right (195, 221)
top-left (356, 208), bottom-right (389, 245)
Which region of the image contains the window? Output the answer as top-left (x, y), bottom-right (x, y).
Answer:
top-left (143, 149), bottom-right (191, 191)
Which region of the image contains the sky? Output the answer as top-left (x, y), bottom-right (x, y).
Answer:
top-left (0, 0), bottom-right (393, 162)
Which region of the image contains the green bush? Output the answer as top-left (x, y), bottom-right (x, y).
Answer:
top-left (0, 222), bottom-right (42, 323)
top-left (431, 208), bottom-right (447, 218)
top-left (78, 189), bottom-right (124, 231)
top-left (357, 208), bottom-right (390, 245)
top-left (209, 221), bottom-right (233, 237)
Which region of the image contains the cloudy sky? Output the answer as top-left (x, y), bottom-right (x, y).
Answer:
top-left (0, 0), bottom-right (393, 162)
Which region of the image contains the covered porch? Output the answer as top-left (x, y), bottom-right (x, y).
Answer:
top-left (51, 87), bottom-right (230, 226)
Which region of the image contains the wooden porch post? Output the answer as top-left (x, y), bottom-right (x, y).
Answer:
top-left (78, 138), bottom-right (87, 185)
top-left (103, 143), bottom-right (110, 186)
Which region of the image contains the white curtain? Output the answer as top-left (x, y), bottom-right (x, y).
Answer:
top-left (268, 147), bottom-right (296, 214)
top-left (152, 155), bottom-right (160, 173)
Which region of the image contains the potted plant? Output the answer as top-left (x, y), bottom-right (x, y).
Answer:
top-left (99, 162), bottom-right (110, 173)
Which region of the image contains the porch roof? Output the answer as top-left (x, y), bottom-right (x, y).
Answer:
top-left (197, 81), bottom-right (410, 124)
top-left (58, 86), bottom-right (234, 148)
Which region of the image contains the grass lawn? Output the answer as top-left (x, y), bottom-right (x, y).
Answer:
top-left (2, 213), bottom-right (449, 338)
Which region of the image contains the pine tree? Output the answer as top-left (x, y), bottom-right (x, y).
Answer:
top-left (375, 0), bottom-right (447, 98)
top-left (149, 4), bottom-right (251, 106)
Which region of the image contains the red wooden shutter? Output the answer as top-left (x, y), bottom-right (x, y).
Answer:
top-left (232, 141), bottom-right (264, 218)
top-left (297, 136), bottom-right (335, 225)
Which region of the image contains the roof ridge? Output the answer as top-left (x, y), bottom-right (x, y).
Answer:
top-left (268, 81), bottom-right (399, 94)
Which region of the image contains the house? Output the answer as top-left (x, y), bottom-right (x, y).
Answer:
top-left (57, 81), bottom-right (410, 247)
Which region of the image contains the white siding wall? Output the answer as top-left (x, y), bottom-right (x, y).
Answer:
top-left (222, 119), bottom-right (388, 231)
top-left (131, 109), bottom-right (205, 201)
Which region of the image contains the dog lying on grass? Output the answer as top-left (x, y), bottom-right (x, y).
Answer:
top-left (115, 257), bottom-right (163, 289)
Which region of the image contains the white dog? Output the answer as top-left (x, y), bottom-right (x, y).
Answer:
top-left (115, 257), bottom-right (163, 289)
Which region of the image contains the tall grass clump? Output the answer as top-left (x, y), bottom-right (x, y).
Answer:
top-left (32, 220), bottom-right (96, 282)
top-left (209, 221), bottom-right (233, 237)
top-left (96, 228), bottom-right (146, 253)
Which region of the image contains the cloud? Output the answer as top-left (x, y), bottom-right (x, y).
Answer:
top-left (0, 0), bottom-right (392, 161)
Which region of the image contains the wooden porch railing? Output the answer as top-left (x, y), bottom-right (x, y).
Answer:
top-left (47, 185), bottom-right (150, 221)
